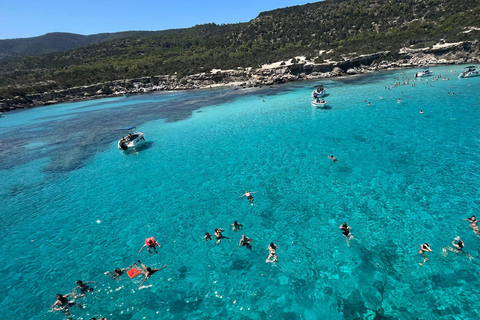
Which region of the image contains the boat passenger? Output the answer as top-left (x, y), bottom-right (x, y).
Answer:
top-left (135, 260), bottom-right (166, 288)
top-left (418, 243), bottom-right (432, 266)
top-left (214, 228), bottom-right (229, 244)
top-left (339, 222), bottom-right (353, 246)
top-left (139, 237), bottom-right (161, 254)
top-left (238, 235), bottom-right (252, 251)
top-left (240, 191), bottom-right (258, 206)
top-left (230, 221), bottom-right (243, 232)
top-left (266, 242), bottom-right (278, 263)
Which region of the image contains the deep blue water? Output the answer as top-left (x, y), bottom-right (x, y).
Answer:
top-left (1, 66), bottom-right (480, 320)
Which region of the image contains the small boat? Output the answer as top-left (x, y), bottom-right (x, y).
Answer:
top-left (311, 98), bottom-right (328, 108)
top-left (458, 66), bottom-right (479, 78)
top-left (415, 67), bottom-right (433, 77)
top-left (117, 126), bottom-right (146, 150)
top-left (311, 85), bottom-right (326, 98)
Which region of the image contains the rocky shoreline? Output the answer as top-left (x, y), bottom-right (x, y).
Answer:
top-left (1, 40), bottom-right (478, 112)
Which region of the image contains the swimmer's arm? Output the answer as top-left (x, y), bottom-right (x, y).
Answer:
top-left (138, 244), bottom-right (147, 253)
top-left (238, 240), bottom-right (243, 248)
top-left (137, 260), bottom-right (148, 270)
top-left (139, 275), bottom-right (148, 288)
top-left (155, 264), bottom-right (167, 272)
top-left (155, 242), bottom-right (162, 247)
top-left (251, 191), bottom-right (258, 194)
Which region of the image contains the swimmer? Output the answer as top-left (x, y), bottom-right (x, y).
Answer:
top-left (461, 216), bottom-right (480, 237)
top-left (135, 260), bottom-right (166, 288)
top-left (238, 235), bottom-right (252, 251)
top-left (443, 237), bottom-right (473, 261)
top-left (51, 293), bottom-right (80, 318)
top-left (107, 268), bottom-right (125, 280)
top-left (139, 237), bottom-right (161, 254)
top-left (230, 221), bottom-right (243, 232)
top-left (339, 222), bottom-right (353, 246)
top-left (204, 232), bottom-right (213, 241)
top-left (397, 98), bottom-right (402, 103)
top-left (420, 110), bottom-right (424, 114)
top-left (328, 155), bottom-right (338, 162)
top-left (214, 228), bottom-right (229, 244)
top-left (73, 280), bottom-right (95, 295)
top-left (240, 191), bottom-right (258, 206)
top-left (266, 242), bottom-right (278, 263)
top-left (418, 243), bottom-right (432, 266)
top-left (91, 317), bottom-right (108, 320)
top-left (367, 102), bottom-right (371, 106)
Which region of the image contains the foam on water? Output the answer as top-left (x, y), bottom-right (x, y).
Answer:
top-left (1, 66), bottom-right (479, 320)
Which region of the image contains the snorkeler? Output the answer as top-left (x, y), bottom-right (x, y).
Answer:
top-left (240, 191), bottom-right (258, 206)
top-left (238, 235), bottom-right (252, 251)
top-left (339, 222), bottom-right (353, 246)
top-left (138, 237), bottom-right (161, 254)
top-left (418, 243), bottom-right (432, 266)
top-left (230, 221), bottom-right (243, 232)
top-left (107, 268), bottom-right (125, 280)
top-left (204, 232), bottom-right (213, 241)
top-left (51, 293), bottom-right (81, 318)
top-left (461, 216), bottom-right (479, 237)
top-left (266, 242), bottom-right (278, 263)
top-left (328, 155), bottom-right (338, 162)
top-left (135, 260), bottom-right (166, 288)
top-left (73, 280), bottom-right (95, 295)
top-left (214, 228), bottom-right (229, 244)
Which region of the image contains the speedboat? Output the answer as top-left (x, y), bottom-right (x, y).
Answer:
top-left (311, 85), bottom-right (326, 98)
top-left (117, 126), bottom-right (146, 150)
top-left (311, 99), bottom-right (327, 108)
top-left (415, 67), bottom-right (433, 77)
top-left (458, 66), bottom-right (479, 78)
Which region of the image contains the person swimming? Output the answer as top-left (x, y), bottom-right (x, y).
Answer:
top-left (51, 293), bottom-right (80, 318)
top-left (240, 191), bottom-right (258, 206)
top-left (214, 229), bottom-right (229, 244)
top-left (418, 243), bottom-right (432, 266)
top-left (73, 280), bottom-right (95, 295)
top-left (135, 260), bottom-right (166, 288)
top-left (328, 155), bottom-right (338, 162)
top-left (443, 236), bottom-right (474, 261)
top-left (238, 235), bottom-right (252, 251)
top-left (230, 221), bottom-right (243, 232)
top-left (339, 222), bottom-right (353, 246)
top-left (266, 242), bottom-right (278, 263)
top-left (461, 216), bottom-right (479, 236)
top-left (204, 232), bottom-right (213, 241)
top-left (138, 237), bottom-right (161, 254)
top-left (107, 268), bottom-right (125, 280)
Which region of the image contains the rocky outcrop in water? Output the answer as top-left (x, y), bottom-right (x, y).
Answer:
top-left (1, 41), bottom-right (479, 112)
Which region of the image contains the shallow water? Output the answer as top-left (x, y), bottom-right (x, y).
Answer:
top-left (1, 66), bottom-right (479, 320)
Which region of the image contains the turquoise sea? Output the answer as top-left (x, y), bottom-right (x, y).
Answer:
top-left (1, 66), bottom-right (480, 320)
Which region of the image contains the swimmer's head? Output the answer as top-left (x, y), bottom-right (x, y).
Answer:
top-left (148, 239), bottom-right (153, 244)
top-left (76, 280), bottom-right (83, 286)
top-left (146, 267), bottom-right (152, 272)
top-left (234, 221), bottom-right (238, 224)
top-left (115, 268), bottom-right (122, 273)
top-left (56, 294), bottom-right (63, 300)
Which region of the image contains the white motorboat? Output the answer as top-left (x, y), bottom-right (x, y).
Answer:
top-left (117, 126), bottom-right (146, 150)
top-left (415, 67), bottom-right (433, 77)
top-left (311, 85), bottom-right (326, 98)
top-left (311, 98), bottom-right (327, 108)
top-left (458, 66), bottom-right (479, 78)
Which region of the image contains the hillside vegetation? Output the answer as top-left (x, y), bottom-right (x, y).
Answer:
top-left (1, 0), bottom-right (479, 99)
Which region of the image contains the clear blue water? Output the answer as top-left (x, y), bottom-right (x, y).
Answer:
top-left (1, 66), bottom-right (480, 320)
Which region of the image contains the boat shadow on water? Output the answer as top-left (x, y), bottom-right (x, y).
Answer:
top-left (122, 141), bottom-right (154, 153)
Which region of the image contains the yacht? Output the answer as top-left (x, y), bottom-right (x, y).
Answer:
top-left (415, 67), bottom-right (433, 77)
top-left (117, 126), bottom-right (146, 150)
top-left (458, 66), bottom-right (479, 78)
top-left (311, 85), bottom-right (326, 98)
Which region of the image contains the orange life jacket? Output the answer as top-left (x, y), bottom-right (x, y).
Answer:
top-left (145, 237), bottom-right (155, 247)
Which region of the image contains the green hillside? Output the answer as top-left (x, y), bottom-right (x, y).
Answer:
top-left (1, 0), bottom-right (479, 99)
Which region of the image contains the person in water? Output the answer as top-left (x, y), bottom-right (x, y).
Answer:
top-left (238, 235), bottom-right (252, 251)
top-left (138, 237), bottom-right (161, 254)
top-left (339, 222), bottom-right (353, 246)
top-left (204, 232), bottom-right (213, 241)
top-left (214, 228), bottom-right (229, 244)
top-left (461, 216), bottom-right (479, 236)
top-left (240, 191), bottom-right (258, 206)
top-left (266, 242), bottom-right (278, 263)
top-left (73, 280), bottom-right (95, 295)
top-left (51, 293), bottom-right (80, 318)
top-left (135, 260), bottom-right (166, 288)
top-left (230, 221), bottom-right (243, 232)
top-left (418, 243), bottom-right (432, 266)
top-left (107, 268), bottom-right (125, 280)
top-left (91, 317), bottom-right (108, 320)
top-left (328, 155), bottom-right (338, 162)
top-left (443, 236), bottom-right (473, 261)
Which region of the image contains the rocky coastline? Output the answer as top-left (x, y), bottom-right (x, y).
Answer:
top-left (1, 40), bottom-right (478, 112)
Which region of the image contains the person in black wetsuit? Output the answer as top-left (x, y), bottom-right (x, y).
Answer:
top-left (339, 222), bottom-right (353, 246)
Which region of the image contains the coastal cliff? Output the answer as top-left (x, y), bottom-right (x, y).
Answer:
top-left (1, 40), bottom-right (478, 112)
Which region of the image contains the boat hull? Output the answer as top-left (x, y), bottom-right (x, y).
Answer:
top-left (118, 132), bottom-right (146, 150)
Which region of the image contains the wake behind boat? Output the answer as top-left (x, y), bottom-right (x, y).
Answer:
top-left (415, 67), bottom-right (433, 77)
top-left (458, 66), bottom-right (479, 78)
top-left (117, 126), bottom-right (146, 150)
